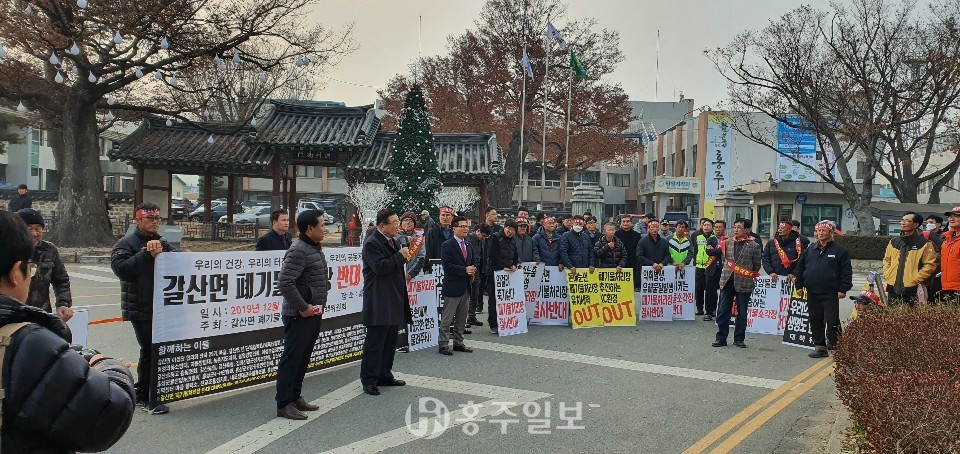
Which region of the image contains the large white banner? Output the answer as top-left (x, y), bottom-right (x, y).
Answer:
top-left (638, 266), bottom-right (675, 321)
top-left (406, 275), bottom-right (439, 351)
top-left (520, 262), bottom-right (545, 321)
top-left (531, 266), bottom-right (569, 325)
top-left (705, 112), bottom-right (732, 218)
top-left (494, 270), bottom-right (528, 336)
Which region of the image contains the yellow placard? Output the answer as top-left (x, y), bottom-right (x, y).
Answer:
top-left (567, 269), bottom-right (636, 328)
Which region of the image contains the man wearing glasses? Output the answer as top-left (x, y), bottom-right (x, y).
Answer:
top-left (15, 209), bottom-right (73, 322)
top-left (438, 216), bottom-right (476, 355)
top-left (111, 202), bottom-right (176, 415)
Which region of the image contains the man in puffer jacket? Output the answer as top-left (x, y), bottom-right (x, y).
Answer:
top-left (484, 219), bottom-right (520, 333)
top-left (533, 216), bottom-right (563, 269)
top-left (111, 202), bottom-right (176, 415)
top-left (513, 217), bottom-right (538, 262)
top-left (559, 215), bottom-right (595, 273)
top-left (1, 210), bottom-right (136, 453)
top-left (593, 222), bottom-right (627, 269)
top-left (275, 210), bottom-right (331, 420)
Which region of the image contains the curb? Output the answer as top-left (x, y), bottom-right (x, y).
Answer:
top-left (825, 395), bottom-right (853, 453)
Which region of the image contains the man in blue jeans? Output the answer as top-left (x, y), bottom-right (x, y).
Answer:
top-left (708, 218), bottom-right (763, 348)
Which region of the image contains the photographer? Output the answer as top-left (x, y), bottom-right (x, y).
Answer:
top-left (0, 211), bottom-right (136, 452)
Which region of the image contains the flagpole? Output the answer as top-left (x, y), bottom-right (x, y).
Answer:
top-left (519, 45), bottom-right (528, 209)
top-left (562, 52), bottom-right (573, 206)
top-left (540, 30), bottom-right (550, 211)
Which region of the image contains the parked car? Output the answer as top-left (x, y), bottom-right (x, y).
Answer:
top-left (189, 202), bottom-right (239, 222)
top-left (298, 200), bottom-right (335, 225)
top-left (170, 198), bottom-right (194, 220)
top-left (219, 205), bottom-right (272, 224)
top-left (311, 199), bottom-right (344, 223)
top-left (241, 200), bottom-right (271, 210)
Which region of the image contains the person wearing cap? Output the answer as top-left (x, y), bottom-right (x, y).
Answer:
top-left (426, 206), bottom-right (456, 272)
top-left (882, 212), bottom-right (938, 307)
top-left (15, 209), bottom-right (73, 321)
top-left (633, 213), bottom-right (653, 236)
top-left (111, 202), bottom-right (177, 415)
top-left (8, 184), bottom-right (32, 212)
top-left (762, 220), bottom-right (810, 282)
top-left (420, 209), bottom-right (436, 233)
top-left (659, 219), bottom-right (673, 241)
top-left (789, 220), bottom-right (853, 357)
top-left (584, 215), bottom-right (602, 246)
top-left (594, 223), bottom-right (627, 270)
top-left (938, 207), bottom-right (960, 305)
top-left (517, 206), bottom-right (530, 220)
top-left (635, 220), bottom-right (673, 277)
top-left (850, 290), bottom-right (884, 317)
top-left (484, 219), bottom-right (520, 334)
top-left (397, 212), bottom-right (427, 281)
top-left (513, 217), bottom-right (538, 262)
top-left (559, 215), bottom-right (595, 274)
top-left (532, 216), bottom-right (563, 270)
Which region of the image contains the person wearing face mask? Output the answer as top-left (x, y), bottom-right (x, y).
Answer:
top-left (558, 215), bottom-right (596, 275)
top-left (923, 215), bottom-right (944, 251)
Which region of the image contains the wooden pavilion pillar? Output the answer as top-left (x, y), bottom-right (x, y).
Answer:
top-left (288, 165), bottom-right (298, 222)
top-left (271, 156), bottom-right (281, 211)
top-left (479, 181), bottom-right (489, 226)
top-left (203, 168), bottom-right (213, 223)
top-left (134, 165), bottom-right (144, 207)
top-left (226, 175), bottom-right (236, 223)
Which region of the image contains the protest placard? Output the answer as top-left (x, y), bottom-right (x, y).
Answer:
top-left (596, 268), bottom-right (636, 326)
top-left (567, 270), bottom-right (603, 328)
top-left (638, 266), bottom-right (675, 321)
top-left (520, 262), bottom-right (545, 321)
top-left (747, 277), bottom-right (783, 334)
top-left (672, 268), bottom-right (696, 321)
top-left (66, 308), bottom-right (89, 347)
top-left (151, 248), bottom-right (366, 407)
top-left (494, 270), bottom-right (528, 336)
top-left (532, 266), bottom-right (569, 325)
top-left (406, 275), bottom-right (439, 351)
top-left (781, 287), bottom-right (815, 349)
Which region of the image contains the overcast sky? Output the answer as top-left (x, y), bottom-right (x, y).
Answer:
top-left (308, 0), bottom-right (833, 110)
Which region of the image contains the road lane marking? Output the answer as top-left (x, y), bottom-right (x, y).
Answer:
top-left (72, 294), bottom-right (119, 300)
top-left (69, 272), bottom-right (118, 283)
top-left (208, 373), bottom-right (550, 454)
top-left (77, 265), bottom-right (114, 272)
top-left (74, 302), bottom-right (121, 308)
top-left (74, 285), bottom-right (119, 289)
top-left (682, 357), bottom-right (834, 454)
top-left (709, 363), bottom-right (836, 453)
top-left (468, 340), bottom-right (786, 389)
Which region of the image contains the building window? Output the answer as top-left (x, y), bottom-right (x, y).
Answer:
top-left (757, 204), bottom-right (772, 237)
top-left (691, 145), bottom-right (697, 177)
top-left (778, 204), bottom-right (794, 224)
top-left (45, 169), bottom-right (59, 192)
top-left (328, 167), bottom-right (345, 179)
top-left (296, 166), bottom-right (308, 177)
top-left (0, 163), bottom-right (6, 184)
top-left (652, 160), bottom-right (658, 176)
top-left (800, 204), bottom-right (842, 236)
top-left (104, 176), bottom-right (116, 192)
top-left (606, 173), bottom-right (630, 187)
top-left (855, 160), bottom-right (867, 180)
top-left (121, 177), bottom-right (134, 193)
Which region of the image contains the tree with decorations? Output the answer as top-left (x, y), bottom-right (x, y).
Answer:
top-left (385, 85), bottom-right (441, 215)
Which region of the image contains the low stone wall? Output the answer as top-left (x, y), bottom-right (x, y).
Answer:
top-left (0, 189), bottom-right (135, 222)
top-left (851, 259), bottom-right (883, 274)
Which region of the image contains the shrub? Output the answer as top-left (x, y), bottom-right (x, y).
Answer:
top-left (833, 235), bottom-right (892, 260)
top-left (834, 307), bottom-right (960, 452)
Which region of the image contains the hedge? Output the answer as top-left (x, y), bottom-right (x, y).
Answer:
top-left (833, 235), bottom-right (892, 260)
top-left (834, 307), bottom-right (960, 452)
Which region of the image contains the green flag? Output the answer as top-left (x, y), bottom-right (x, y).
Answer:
top-left (570, 50), bottom-right (587, 79)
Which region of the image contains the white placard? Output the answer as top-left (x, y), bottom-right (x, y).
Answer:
top-left (494, 270), bottom-right (528, 336)
top-left (672, 268), bottom-right (696, 320)
top-left (66, 308), bottom-right (89, 347)
top-left (520, 262), bottom-right (545, 321)
top-left (406, 275), bottom-right (439, 351)
top-left (746, 277), bottom-right (785, 334)
top-left (531, 266), bottom-right (569, 325)
top-left (638, 266), bottom-right (675, 321)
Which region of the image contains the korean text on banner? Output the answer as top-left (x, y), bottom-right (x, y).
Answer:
top-left (567, 270), bottom-right (603, 328)
top-left (532, 266), bottom-right (569, 325)
top-left (406, 275), bottom-right (439, 351)
top-left (638, 266), bottom-right (675, 321)
top-left (150, 248), bottom-right (366, 407)
top-left (520, 262), bottom-right (545, 321)
top-left (596, 268), bottom-right (636, 326)
top-left (494, 270), bottom-right (528, 336)
top-left (705, 112), bottom-right (732, 218)
top-left (747, 277), bottom-right (787, 334)
top-left (673, 268), bottom-right (695, 320)
top-left (782, 287), bottom-right (815, 349)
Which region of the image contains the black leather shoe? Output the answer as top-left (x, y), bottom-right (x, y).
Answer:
top-left (363, 385), bottom-right (380, 395)
top-left (439, 346), bottom-right (453, 355)
top-left (808, 347), bottom-right (829, 358)
top-left (378, 378), bottom-right (406, 386)
top-left (453, 345), bottom-right (473, 353)
top-left (734, 342), bottom-right (747, 348)
top-left (277, 403), bottom-right (307, 420)
top-left (463, 329), bottom-right (473, 335)
top-left (712, 341), bottom-right (727, 347)
top-left (468, 317), bottom-right (484, 326)
top-left (293, 397), bottom-right (319, 412)
top-left (703, 315), bottom-right (714, 321)
top-left (695, 310), bottom-right (705, 315)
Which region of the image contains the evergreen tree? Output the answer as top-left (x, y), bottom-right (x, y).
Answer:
top-left (385, 85), bottom-right (441, 215)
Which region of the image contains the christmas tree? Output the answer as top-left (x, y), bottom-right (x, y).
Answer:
top-left (385, 85), bottom-right (441, 215)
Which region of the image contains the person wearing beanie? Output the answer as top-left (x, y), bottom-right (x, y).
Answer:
top-left (420, 209), bottom-right (436, 233)
top-left (15, 209), bottom-right (73, 321)
top-left (397, 212), bottom-right (426, 281)
top-left (8, 184), bottom-right (33, 212)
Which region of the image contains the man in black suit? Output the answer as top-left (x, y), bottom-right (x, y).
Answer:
top-left (439, 216), bottom-right (476, 355)
top-left (359, 209), bottom-right (413, 396)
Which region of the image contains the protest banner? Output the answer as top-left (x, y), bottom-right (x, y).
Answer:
top-left (494, 270), bottom-right (527, 336)
top-left (567, 270), bottom-right (603, 328)
top-left (406, 275), bottom-right (439, 351)
top-left (638, 266), bottom-right (675, 321)
top-left (150, 248), bottom-right (366, 407)
top-left (532, 266), bottom-right (569, 325)
top-left (520, 262), bottom-right (545, 321)
top-left (429, 258), bottom-right (445, 312)
top-left (747, 277), bottom-right (785, 334)
top-left (672, 268), bottom-right (696, 321)
top-left (596, 268), bottom-right (636, 326)
top-left (781, 287), bottom-right (815, 349)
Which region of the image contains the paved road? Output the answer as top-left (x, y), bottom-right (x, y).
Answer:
top-left (63, 264), bottom-right (860, 454)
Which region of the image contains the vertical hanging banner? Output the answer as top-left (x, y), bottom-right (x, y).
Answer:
top-left (406, 275), bottom-right (439, 351)
top-left (520, 262), bottom-right (545, 321)
top-left (705, 112), bottom-right (732, 218)
top-left (782, 287), bottom-right (815, 349)
top-left (150, 248), bottom-right (366, 407)
top-left (532, 266), bottom-right (569, 325)
top-left (776, 117), bottom-right (818, 182)
top-left (597, 268), bottom-right (637, 326)
top-left (672, 268), bottom-right (696, 320)
top-left (494, 270), bottom-right (527, 336)
top-left (568, 270), bottom-right (603, 328)
top-left (746, 277), bottom-right (784, 334)
top-left (638, 266), bottom-right (675, 321)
